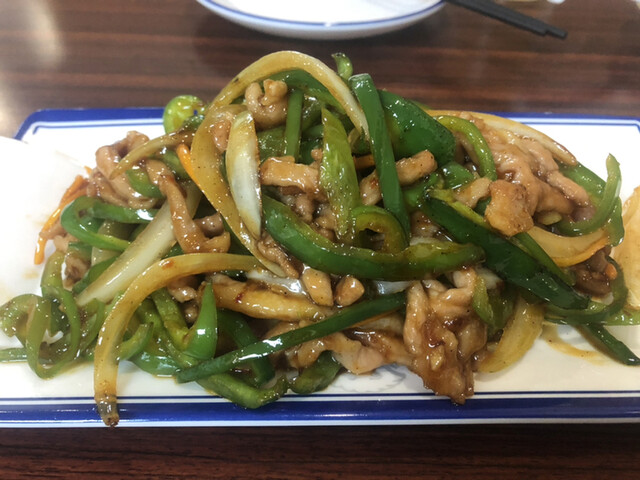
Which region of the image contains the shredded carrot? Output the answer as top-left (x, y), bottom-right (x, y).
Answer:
top-left (176, 143), bottom-right (196, 180)
top-left (34, 175), bottom-right (89, 265)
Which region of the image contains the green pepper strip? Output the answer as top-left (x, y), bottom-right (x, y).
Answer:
top-left (290, 350), bottom-right (342, 394)
top-left (352, 205), bottom-right (406, 254)
top-left (301, 97), bottom-right (323, 132)
top-left (284, 89), bottom-right (304, 159)
top-left (472, 278), bottom-right (516, 337)
top-left (126, 168), bottom-right (163, 199)
top-left (0, 294), bottom-right (39, 343)
top-left (129, 299), bottom-right (184, 375)
top-left (320, 108), bottom-right (362, 243)
top-left (605, 308), bottom-right (640, 326)
top-left (263, 196), bottom-right (483, 281)
top-left (556, 154), bottom-right (621, 237)
top-left (151, 285), bottom-right (221, 359)
top-left (150, 288), bottom-right (190, 350)
top-left (378, 89), bottom-right (456, 165)
top-left (135, 299), bottom-right (285, 406)
top-left (258, 126), bottom-right (285, 159)
top-left (545, 260), bottom-right (627, 324)
top-left (0, 293), bottom-right (99, 365)
top-left (580, 324), bottom-right (640, 366)
top-left (299, 136), bottom-right (322, 165)
top-left (61, 196), bottom-right (155, 252)
top-left (435, 115), bottom-right (498, 180)
top-left (156, 149), bottom-right (190, 180)
top-left (85, 196), bottom-right (157, 224)
top-left (37, 252), bottom-right (82, 371)
top-left (130, 349), bottom-right (181, 376)
top-left (197, 374), bottom-right (289, 409)
top-left (269, 70), bottom-right (343, 110)
top-left (217, 310), bottom-right (275, 387)
top-left (183, 283), bottom-right (218, 360)
top-left (72, 257), bottom-right (118, 294)
top-left (471, 275), bottom-right (493, 327)
top-left (175, 292), bottom-right (406, 384)
top-left (78, 299), bottom-right (106, 354)
top-left (441, 162), bottom-right (475, 189)
top-left (417, 188), bottom-right (573, 287)
top-left (402, 175), bottom-right (444, 210)
top-left (163, 94), bottom-right (206, 134)
top-left (41, 250), bottom-right (65, 289)
top-left (117, 322), bottom-right (153, 361)
top-left (0, 348), bottom-right (27, 362)
top-left (349, 74), bottom-right (411, 237)
top-left (420, 195), bottom-right (589, 310)
top-left (25, 287), bottom-right (81, 378)
top-left (332, 53), bottom-right (353, 82)
top-left (513, 232), bottom-right (575, 286)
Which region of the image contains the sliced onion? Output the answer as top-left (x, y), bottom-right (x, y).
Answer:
top-left (477, 296), bottom-right (544, 373)
top-left (110, 129), bottom-right (195, 178)
top-left (212, 50), bottom-right (369, 139)
top-left (226, 111), bottom-right (262, 239)
top-left (76, 184), bottom-right (201, 306)
top-left (93, 252), bottom-right (261, 426)
top-left (372, 280), bottom-right (413, 295)
top-left (190, 105), bottom-right (285, 275)
top-left (245, 269), bottom-right (306, 295)
top-left (426, 109), bottom-right (577, 165)
top-left (528, 226), bottom-right (609, 267)
top-left (613, 186), bottom-right (640, 308)
top-left (211, 276), bottom-right (332, 322)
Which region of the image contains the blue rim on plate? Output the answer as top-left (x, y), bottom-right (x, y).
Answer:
top-left (2, 391), bottom-right (640, 427)
top-left (6, 108), bottom-right (640, 427)
top-left (194, 0), bottom-right (445, 39)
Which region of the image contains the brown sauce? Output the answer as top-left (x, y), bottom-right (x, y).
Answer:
top-left (541, 324), bottom-right (606, 365)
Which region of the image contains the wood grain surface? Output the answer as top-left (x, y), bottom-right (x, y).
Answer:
top-left (0, 0), bottom-right (639, 478)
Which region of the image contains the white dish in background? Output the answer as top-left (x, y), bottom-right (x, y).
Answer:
top-left (1, 109), bottom-right (639, 427)
top-left (194, 0), bottom-right (444, 39)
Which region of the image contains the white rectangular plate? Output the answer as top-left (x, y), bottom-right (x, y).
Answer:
top-left (1, 108), bottom-right (639, 427)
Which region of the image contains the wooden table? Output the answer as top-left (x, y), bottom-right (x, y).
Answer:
top-left (0, 0), bottom-right (639, 478)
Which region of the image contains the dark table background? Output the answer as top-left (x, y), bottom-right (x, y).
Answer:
top-left (0, 0), bottom-right (639, 478)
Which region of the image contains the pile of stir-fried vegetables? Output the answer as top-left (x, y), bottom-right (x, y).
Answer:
top-left (1, 51), bottom-right (639, 427)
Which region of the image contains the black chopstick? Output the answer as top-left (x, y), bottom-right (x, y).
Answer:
top-left (445, 0), bottom-right (567, 39)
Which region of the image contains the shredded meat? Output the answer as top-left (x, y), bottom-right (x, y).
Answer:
top-left (292, 194), bottom-right (315, 223)
top-left (410, 211), bottom-right (440, 238)
top-left (283, 326), bottom-right (410, 375)
top-left (452, 114), bottom-right (591, 230)
top-left (195, 213), bottom-right (225, 237)
top-left (167, 276), bottom-right (199, 303)
top-left (257, 233), bottom-right (300, 278)
top-left (312, 204), bottom-right (338, 240)
top-left (360, 150), bottom-right (437, 206)
top-left (156, 164), bottom-right (230, 254)
top-left (485, 179), bottom-right (534, 236)
top-left (89, 131), bottom-right (157, 209)
top-left (301, 267), bottom-right (334, 307)
top-left (260, 157), bottom-right (323, 198)
top-left (403, 270), bottom-right (486, 404)
top-left (212, 118), bottom-right (232, 153)
top-left (453, 177), bottom-right (491, 208)
top-left (520, 138), bottom-right (590, 206)
top-left (572, 248), bottom-right (613, 296)
top-left (334, 275), bottom-right (365, 307)
top-left (245, 80), bottom-right (288, 129)
top-left (64, 250), bottom-right (90, 286)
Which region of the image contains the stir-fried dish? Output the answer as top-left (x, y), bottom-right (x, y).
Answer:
top-left (1, 51), bottom-right (639, 427)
